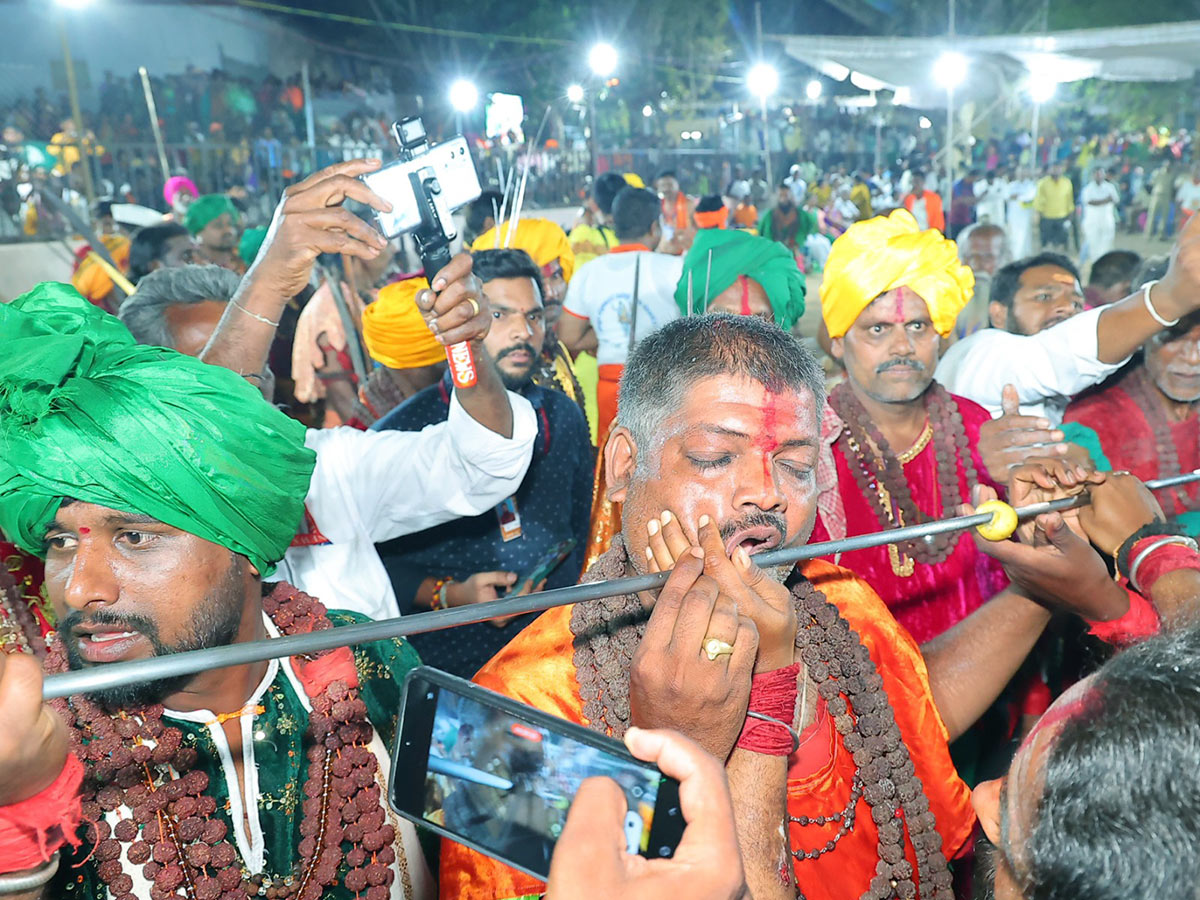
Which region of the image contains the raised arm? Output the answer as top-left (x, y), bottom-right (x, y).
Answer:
top-left (200, 158), bottom-right (392, 377)
top-left (1093, 210), bottom-right (1200, 363)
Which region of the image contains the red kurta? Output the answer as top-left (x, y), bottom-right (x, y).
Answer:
top-left (811, 395), bottom-right (1008, 644)
top-left (1065, 381), bottom-right (1200, 517)
top-left (438, 558), bottom-right (976, 900)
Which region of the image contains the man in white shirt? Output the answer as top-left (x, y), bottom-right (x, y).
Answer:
top-left (1176, 168), bottom-right (1200, 230)
top-left (1005, 168), bottom-right (1037, 259)
top-left (974, 169), bottom-right (1008, 227)
top-left (557, 185), bottom-right (682, 436)
top-left (1080, 168), bottom-right (1120, 265)
top-left (936, 229), bottom-right (1200, 424)
top-left (784, 164), bottom-right (807, 205)
top-left (197, 159), bottom-right (539, 620)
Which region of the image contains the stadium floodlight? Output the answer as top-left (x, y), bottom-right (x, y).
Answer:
top-left (805, 80), bottom-right (823, 100)
top-left (55, 0), bottom-right (92, 7)
top-left (747, 62), bottom-right (780, 99)
top-left (1028, 78), bottom-right (1056, 104)
top-left (566, 84), bottom-right (585, 104)
top-left (642, 104), bottom-right (654, 118)
top-left (932, 51), bottom-right (968, 90)
top-left (449, 79), bottom-right (479, 112)
top-left (589, 43), bottom-right (618, 78)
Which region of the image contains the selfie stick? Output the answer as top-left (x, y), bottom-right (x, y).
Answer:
top-left (397, 119), bottom-right (477, 389)
top-left (40, 470), bottom-right (1200, 701)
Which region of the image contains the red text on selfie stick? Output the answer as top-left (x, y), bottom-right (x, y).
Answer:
top-left (447, 341), bottom-right (477, 388)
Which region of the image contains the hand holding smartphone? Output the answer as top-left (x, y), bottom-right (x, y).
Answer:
top-left (389, 668), bottom-right (685, 882)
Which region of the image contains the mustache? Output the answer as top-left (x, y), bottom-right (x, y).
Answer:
top-left (61, 608), bottom-right (162, 645)
top-left (876, 357), bottom-right (927, 374)
top-left (718, 510), bottom-right (788, 545)
top-left (497, 342), bottom-right (537, 362)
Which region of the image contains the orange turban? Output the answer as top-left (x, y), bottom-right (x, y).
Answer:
top-left (472, 218), bottom-right (576, 282)
top-left (820, 209), bottom-right (974, 339)
top-left (361, 278), bottom-right (446, 370)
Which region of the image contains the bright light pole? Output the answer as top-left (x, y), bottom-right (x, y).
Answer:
top-left (566, 83), bottom-right (584, 105)
top-left (933, 49), bottom-right (967, 223)
top-left (806, 79), bottom-right (823, 101)
top-left (747, 62), bottom-right (779, 190)
top-left (587, 42), bottom-right (618, 177)
top-left (54, 0), bottom-right (97, 207)
top-left (449, 79), bottom-right (478, 135)
top-left (1028, 78), bottom-right (1056, 170)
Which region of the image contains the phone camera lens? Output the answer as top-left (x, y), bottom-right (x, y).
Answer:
top-left (658, 846), bottom-right (672, 857)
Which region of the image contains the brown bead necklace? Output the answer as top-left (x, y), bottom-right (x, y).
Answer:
top-left (46, 584), bottom-right (408, 900)
top-left (830, 381), bottom-right (979, 571)
top-left (1122, 367), bottom-right (1200, 515)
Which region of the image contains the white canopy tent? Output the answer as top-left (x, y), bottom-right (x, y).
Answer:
top-left (773, 21), bottom-right (1200, 108)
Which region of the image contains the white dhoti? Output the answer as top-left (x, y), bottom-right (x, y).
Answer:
top-left (1081, 208), bottom-right (1116, 265)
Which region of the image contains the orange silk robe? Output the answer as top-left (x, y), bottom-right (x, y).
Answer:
top-left (439, 559), bottom-right (976, 900)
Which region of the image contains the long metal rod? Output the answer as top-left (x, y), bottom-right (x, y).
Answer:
top-left (41, 471), bottom-right (1200, 700)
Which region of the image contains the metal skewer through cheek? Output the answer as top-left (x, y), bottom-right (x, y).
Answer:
top-left (40, 471), bottom-right (1200, 701)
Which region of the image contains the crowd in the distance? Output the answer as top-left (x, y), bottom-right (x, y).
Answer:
top-left (2, 86), bottom-right (1200, 900)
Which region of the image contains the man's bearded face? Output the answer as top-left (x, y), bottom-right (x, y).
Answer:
top-left (198, 212), bottom-right (238, 253)
top-left (44, 500), bottom-right (252, 709)
top-left (832, 287), bottom-right (939, 405)
top-left (609, 375), bottom-right (821, 583)
top-left (1145, 319), bottom-right (1200, 404)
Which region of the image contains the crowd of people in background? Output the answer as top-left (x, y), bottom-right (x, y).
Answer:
top-left (4, 57), bottom-right (1200, 899)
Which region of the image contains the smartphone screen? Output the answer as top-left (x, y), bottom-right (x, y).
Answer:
top-left (362, 137), bottom-right (482, 238)
top-left (507, 538), bottom-right (576, 598)
top-left (390, 668), bottom-right (683, 881)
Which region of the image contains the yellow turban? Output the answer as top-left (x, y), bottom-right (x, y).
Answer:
top-left (471, 217), bottom-right (576, 284)
top-left (622, 172), bottom-right (646, 189)
top-left (820, 209), bottom-right (974, 339)
top-left (361, 278), bottom-right (446, 370)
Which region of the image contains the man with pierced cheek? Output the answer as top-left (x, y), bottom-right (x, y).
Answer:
top-left (971, 625), bottom-right (1200, 900)
top-left (442, 314), bottom-right (984, 900)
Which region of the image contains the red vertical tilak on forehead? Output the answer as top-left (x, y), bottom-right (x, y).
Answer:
top-left (756, 394), bottom-right (780, 482)
top-left (893, 290), bottom-right (906, 323)
top-left (739, 276), bottom-right (752, 316)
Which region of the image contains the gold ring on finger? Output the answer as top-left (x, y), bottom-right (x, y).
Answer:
top-left (703, 637), bottom-right (735, 661)
top-left (467, 297), bottom-right (480, 317)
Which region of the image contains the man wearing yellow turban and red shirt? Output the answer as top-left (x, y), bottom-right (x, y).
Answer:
top-left (809, 210), bottom-right (1009, 647)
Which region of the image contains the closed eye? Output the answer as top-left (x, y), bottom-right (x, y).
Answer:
top-left (687, 454), bottom-right (732, 470)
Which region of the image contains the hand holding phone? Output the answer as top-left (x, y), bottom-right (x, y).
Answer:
top-left (546, 728), bottom-right (749, 900)
top-left (390, 669), bottom-right (685, 882)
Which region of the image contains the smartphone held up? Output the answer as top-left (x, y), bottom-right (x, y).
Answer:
top-left (390, 667), bottom-right (685, 882)
top-left (360, 116), bottom-right (484, 389)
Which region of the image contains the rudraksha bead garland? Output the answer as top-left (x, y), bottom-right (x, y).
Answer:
top-left (1121, 367), bottom-right (1199, 514)
top-left (45, 586), bottom-right (401, 900)
top-left (830, 382), bottom-right (979, 566)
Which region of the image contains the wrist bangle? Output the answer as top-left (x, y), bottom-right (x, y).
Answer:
top-left (1115, 522), bottom-right (1184, 580)
top-left (1128, 536), bottom-right (1199, 592)
top-left (431, 577), bottom-right (454, 610)
top-left (0, 854), bottom-right (59, 894)
top-left (744, 710), bottom-right (801, 756)
top-left (231, 298), bottom-right (281, 328)
top-left (1142, 280), bottom-right (1179, 328)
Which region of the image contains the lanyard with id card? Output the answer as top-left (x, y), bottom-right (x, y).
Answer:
top-left (496, 496), bottom-right (523, 542)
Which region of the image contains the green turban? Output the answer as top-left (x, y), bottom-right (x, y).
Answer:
top-left (185, 194), bottom-right (239, 235)
top-left (238, 226), bottom-right (268, 266)
top-left (674, 229), bottom-right (807, 331)
top-left (0, 283), bottom-right (315, 575)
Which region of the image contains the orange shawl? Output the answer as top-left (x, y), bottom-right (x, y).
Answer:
top-left (438, 558), bottom-right (976, 900)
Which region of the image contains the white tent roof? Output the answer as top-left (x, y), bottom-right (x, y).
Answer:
top-left (775, 21), bottom-right (1200, 107)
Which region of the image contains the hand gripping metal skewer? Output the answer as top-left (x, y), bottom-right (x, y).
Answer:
top-left (40, 471), bottom-right (1200, 700)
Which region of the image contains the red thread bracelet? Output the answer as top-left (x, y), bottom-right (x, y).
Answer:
top-left (1088, 586), bottom-right (1160, 647)
top-left (737, 663), bottom-right (801, 756)
top-left (0, 753), bottom-right (84, 873)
